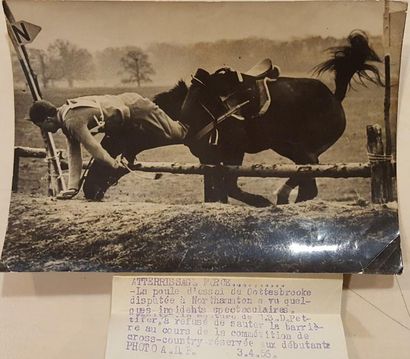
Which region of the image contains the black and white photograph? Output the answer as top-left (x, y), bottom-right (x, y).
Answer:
top-left (0, 0), bottom-right (406, 272)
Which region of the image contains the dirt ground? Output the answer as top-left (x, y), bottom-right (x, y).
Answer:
top-left (2, 194), bottom-right (399, 272)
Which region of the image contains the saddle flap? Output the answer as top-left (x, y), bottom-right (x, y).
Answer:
top-left (246, 58), bottom-right (272, 77)
top-left (256, 78), bottom-right (275, 116)
top-left (245, 58), bottom-right (280, 80)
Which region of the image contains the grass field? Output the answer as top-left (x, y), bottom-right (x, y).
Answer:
top-left (13, 83), bottom-right (396, 203)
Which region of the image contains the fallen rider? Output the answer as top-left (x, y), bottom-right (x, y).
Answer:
top-left (27, 93), bottom-right (188, 199)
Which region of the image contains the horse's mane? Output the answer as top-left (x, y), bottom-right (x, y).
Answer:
top-left (153, 80), bottom-right (188, 121)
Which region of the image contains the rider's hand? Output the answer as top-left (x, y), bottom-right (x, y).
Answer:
top-left (56, 188), bottom-right (78, 200)
top-left (111, 157), bottom-right (127, 170)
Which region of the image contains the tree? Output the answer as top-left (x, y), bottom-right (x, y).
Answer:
top-left (47, 39), bottom-right (95, 87)
top-left (95, 46), bottom-right (138, 85)
top-left (28, 48), bottom-right (62, 89)
top-left (120, 49), bottom-right (155, 87)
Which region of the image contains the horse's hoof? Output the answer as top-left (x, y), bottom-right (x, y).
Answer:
top-left (295, 196), bottom-right (316, 203)
top-left (86, 198), bottom-right (103, 202)
top-left (276, 196), bottom-right (289, 205)
top-left (228, 189), bottom-right (272, 207)
top-left (83, 188), bottom-right (105, 201)
top-left (252, 197), bottom-right (273, 208)
top-left (295, 193), bottom-right (318, 203)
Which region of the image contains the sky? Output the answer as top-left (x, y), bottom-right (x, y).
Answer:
top-left (7, 0), bottom-right (385, 51)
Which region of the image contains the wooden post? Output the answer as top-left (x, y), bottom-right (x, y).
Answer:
top-left (383, 1), bottom-right (394, 202)
top-left (203, 165), bottom-right (228, 203)
top-left (383, 55), bottom-right (394, 201)
top-left (12, 150), bottom-right (20, 192)
top-left (384, 1), bottom-right (391, 50)
top-left (367, 125), bottom-right (387, 203)
top-left (384, 55), bottom-right (392, 155)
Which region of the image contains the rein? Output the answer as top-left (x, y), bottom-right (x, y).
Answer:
top-left (193, 100), bottom-right (250, 141)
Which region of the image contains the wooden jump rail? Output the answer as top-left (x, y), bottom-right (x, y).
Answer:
top-left (15, 146), bottom-right (392, 179)
top-left (13, 124), bottom-right (396, 204)
top-left (128, 161), bottom-right (374, 178)
top-left (13, 146), bottom-right (380, 178)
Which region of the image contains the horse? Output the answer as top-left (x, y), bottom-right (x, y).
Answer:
top-left (83, 30), bottom-right (382, 205)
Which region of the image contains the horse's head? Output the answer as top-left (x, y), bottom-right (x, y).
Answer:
top-left (180, 68), bottom-right (218, 132)
top-left (209, 67), bottom-right (247, 97)
top-left (153, 80), bottom-right (189, 122)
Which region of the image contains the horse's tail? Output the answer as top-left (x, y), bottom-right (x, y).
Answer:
top-left (314, 30), bottom-right (383, 102)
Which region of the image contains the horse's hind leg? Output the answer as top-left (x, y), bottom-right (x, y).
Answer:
top-left (276, 177), bottom-right (298, 205)
top-left (274, 148), bottom-right (319, 204)
top-left (294, 153), bottom-right (319, 203)
top-left (296, 177), bottom-right (318, 203)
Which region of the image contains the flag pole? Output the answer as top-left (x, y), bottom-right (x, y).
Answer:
top-left (3, 0), bottom-right (66, 195)
top-left (383, 0), bottom-right (392, 156)
top-left (383, 0), bottom-right (393, 201)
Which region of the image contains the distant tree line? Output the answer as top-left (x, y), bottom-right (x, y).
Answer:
top-left (13, 39), bottom-right (95, 88)
top-left (146, 36), bottom-right (383, 84)
top-left (11, 35), bottom-right (383, 88)
top-left (12, 39), bottom-right (155, 88)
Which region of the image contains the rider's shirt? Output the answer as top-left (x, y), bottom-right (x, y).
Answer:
top-left (56, 93), bottom-right (187, 190)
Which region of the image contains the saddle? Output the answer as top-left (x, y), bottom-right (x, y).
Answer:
top-left (219, 58), bottom-right (280, 120)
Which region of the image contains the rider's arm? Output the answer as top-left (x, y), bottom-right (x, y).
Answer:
top-left (65, 109), bottom-right (118, 168)
top-left (74, 123), bottom-right (117, 168)
top-left (66, 137), bottom-right (83, 190)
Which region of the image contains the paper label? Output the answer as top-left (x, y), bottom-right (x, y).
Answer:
top-left (106, 276), bottom-right (347, 359)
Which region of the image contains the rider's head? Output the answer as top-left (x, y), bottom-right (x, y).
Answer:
top-left (27, 100), bottom-right (61, 133)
